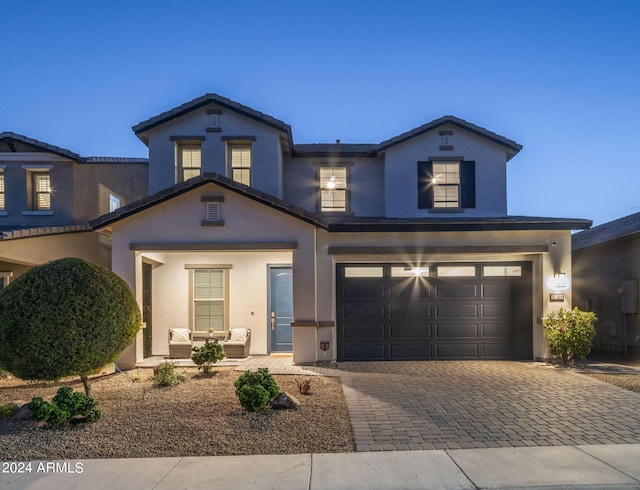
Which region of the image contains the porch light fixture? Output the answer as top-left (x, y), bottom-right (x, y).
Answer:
top-left (545, 272), bottom-right (569, 300)
top-left (553, 272), bottom-right (567, 291)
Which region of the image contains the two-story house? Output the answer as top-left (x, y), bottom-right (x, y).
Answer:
top-left (90, 94), bottom-right (591, 368)
top-left (0, 132), bottom-right (148, 285)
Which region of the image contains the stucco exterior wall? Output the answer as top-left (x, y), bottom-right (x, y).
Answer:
top-left (145, 106), bottom-right (285, 197)
top-left (573, 237), bottom-right (640, 354)
top-left (283, 155), bottom-right (385, 216)
top-left (108, 182), bottom-right (317, 367)
top-left (384, 124), bottom-right (509, 218)
top-left (74, 162), bottom-right (148, 221)
top-left (0, 153), bottom-right (75, 228)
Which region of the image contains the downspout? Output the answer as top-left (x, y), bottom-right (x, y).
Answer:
top-left (314, 226), bottom-right (318, 363)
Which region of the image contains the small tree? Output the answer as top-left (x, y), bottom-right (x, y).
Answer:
top-left (543, 307), bottom-right (597, 364)
top-left (191, 340), bottom-right (225, 374)
top-left (0, 258), bottom-right (141, 396)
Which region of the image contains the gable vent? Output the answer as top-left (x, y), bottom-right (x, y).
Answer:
top-left (206, 202), bottom-right (221, 221)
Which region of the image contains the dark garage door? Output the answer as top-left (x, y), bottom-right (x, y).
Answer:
top-left (336, 263), bottom-right (532, 361)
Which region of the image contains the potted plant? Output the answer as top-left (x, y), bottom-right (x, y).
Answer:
top-left (191, 340), bottom-right (225, 374)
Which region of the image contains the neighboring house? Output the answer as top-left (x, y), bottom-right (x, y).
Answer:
top-left (90, 93), bottom-right (591, 368)
top-left (573, 212), bottom-right (640, 355)
top-left (0, 132), bottom-right (148, 285)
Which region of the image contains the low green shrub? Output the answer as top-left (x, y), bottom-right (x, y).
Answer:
top-left (153, 362), bottom-right (186, 387)
top-left (28, 386), bottom-right (101, 427)
top-left (191, 340), bottom-right (225, 374)
top-left (0, 403), bottom-right (17, 419)
top-left (234, 368), bottom-right (279, 412)
top-left (0, 367), bottom-right (8, 379)
top-left (543, 307), bottom-right (597, 364)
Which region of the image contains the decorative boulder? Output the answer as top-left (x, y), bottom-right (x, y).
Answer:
top-left (270, 392), bottom-right (300, 409)
top-left (11, 402), bottom-right (32, 422)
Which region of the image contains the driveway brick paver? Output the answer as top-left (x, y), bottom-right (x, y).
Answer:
top-left (338, 361), bottom-right (640, 452)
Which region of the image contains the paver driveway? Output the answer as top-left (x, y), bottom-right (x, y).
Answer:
top-left (339, 361), bottom-right (640, 452)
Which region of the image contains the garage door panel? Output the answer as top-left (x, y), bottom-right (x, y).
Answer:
top-left (482, 343), bottom-right (511, 358)
top-left (390, 343), bottom-right (433, 359)
top-left (390, 323), bottom-right (432, 338)
top-left (343, 304), bottom-right (385, 319)
top-left (342, 344), bottom-right (386, 360)
top-left (436, 323), bottom-right (478, 338)
top-left (436, 284), bottom-right (478, 298)
top-left (436, 343), bottom-right (478, 358)
top-left (390, 280), bottom-right (430, 299)
top-left (482, 283), bottom-right (511, 298)
top-left (342, 323), bottom-right (385, 339)
top-left (389, 303), bottom-right (431, 319)
top-left (482, 303), bottom-right (511, 318)
top-left (343, 284), bottom-right (385, 300)
top-left (436, 304), bottom-right (478, 318)
top-left (482, 323), bottom-right (510, 338)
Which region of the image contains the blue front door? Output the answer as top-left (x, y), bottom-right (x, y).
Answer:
top-left (270, 267), bottom-right (293, 352)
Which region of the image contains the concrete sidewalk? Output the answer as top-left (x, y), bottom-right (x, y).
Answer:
top-left (2, 444), bottom-right (640, 489)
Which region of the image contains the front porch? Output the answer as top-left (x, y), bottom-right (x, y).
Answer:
top-left (134, 353), bottom-right (339, 377)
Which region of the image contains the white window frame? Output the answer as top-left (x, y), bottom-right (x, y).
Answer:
top-left (186, 265), bottom-right (231, 333)
top-left (109, 193), bottom-right (122, 212)
top-left (177, 143), bottom-right (202, 182)
top-left (0, 169), bottom-right (5, 212)
top-left (432, 161), bottom-right (460, 208)
top-left (319, 166), bottom-right (348, 212)
top-left (228, 143), bottom-right (252, 186)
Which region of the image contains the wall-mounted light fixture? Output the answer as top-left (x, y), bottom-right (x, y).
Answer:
top-left (548, 272), bottom-right (568, 301)
top-left (553, 272), bottom-right (567, 291)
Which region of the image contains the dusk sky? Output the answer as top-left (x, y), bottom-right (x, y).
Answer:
top-left (1, 0), bottom-right (638, 227)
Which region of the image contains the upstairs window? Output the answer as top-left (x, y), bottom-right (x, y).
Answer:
top-left (177, 144), bottom-right (202, 182)
top-left (418, 160), bottom-right (475, 210)
top-left (319, 166), bottom-right (348, 212)
top-left (33, 172), bottom-right (51, 211)
top-left (0, 171), bottom-right (4, 211)
top-left (109, 194), bottom-right (122, 212)
top-left (432, 162), bottom-right (460, 208)
top-left (229, 144), bottom-right (252, 186)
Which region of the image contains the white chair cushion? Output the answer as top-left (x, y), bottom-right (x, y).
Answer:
top-left (170, 329), bottom-right (191, 343)
top-left (228, 328), bottom-right (249, 343)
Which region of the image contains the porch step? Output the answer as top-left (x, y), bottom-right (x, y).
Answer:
top-left (270, 353), bottom-right (293, 358)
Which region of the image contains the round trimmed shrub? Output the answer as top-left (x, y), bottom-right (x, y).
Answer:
top-left (234, 368), bottom-right (279, 412)
top-left (0, 258), bottom-right (141, 393)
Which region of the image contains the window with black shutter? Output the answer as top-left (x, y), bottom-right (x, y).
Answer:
top-left (417, 160), bottom-right (475, 209)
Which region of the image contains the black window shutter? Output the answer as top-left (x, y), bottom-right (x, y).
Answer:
top-left (417, 161), bottom-right (433, 209)
top-left (460, 161), bottom-right (476, 208)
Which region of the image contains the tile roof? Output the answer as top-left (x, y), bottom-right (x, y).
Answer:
top-left (132, 93), bottom-right (294, 151)
top-left (91, 173), bottom-right (591, 233)
top-left (326, 215), bottom-right (592, 232)
top-left (0, 132), bottom-right (83, 161)
top-left (83, 156), bottom-right (149, 164)
top-left (0, 224), bottom-right (91, 241)
top-left (375, 115), bottom-right (523, 160)
top-left (90, 173), bottom-right (329, 230)
top-left (293, 143), bottom-right (377, 157)
top-left (0, 132), bottom-right (148, 165)
top-left (572, 212), bottom-right (640, 250)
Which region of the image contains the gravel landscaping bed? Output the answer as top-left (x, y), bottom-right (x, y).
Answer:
top-left (584, 373), bottom-right (640, 393)
top-left (0, 367), bottom-right (355, 460)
